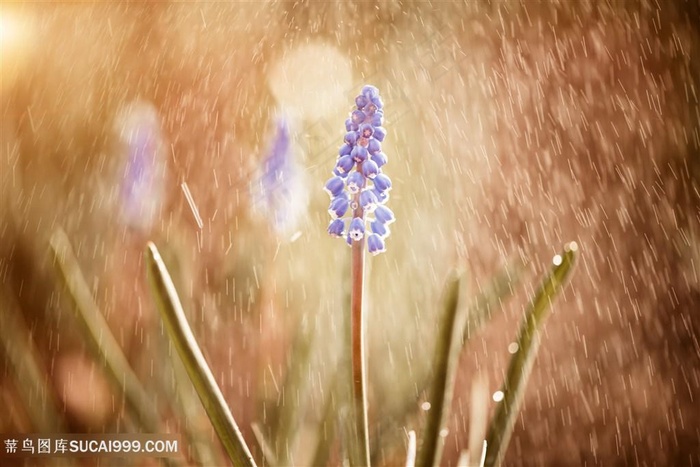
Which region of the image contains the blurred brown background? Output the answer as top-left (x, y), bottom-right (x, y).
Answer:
top-left (1, 1), bottom-right (699, 466)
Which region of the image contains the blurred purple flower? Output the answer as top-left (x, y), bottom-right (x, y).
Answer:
top-left (117, 101), bottom-right (165, 232)
top-left (252, 116), bottom-right (307, 237)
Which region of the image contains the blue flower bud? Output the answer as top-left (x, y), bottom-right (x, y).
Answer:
top-left (374, 205), bottom-right (395, 224)
top-left (373, 126), bottom-right (387, 142)
top-left (367, 233), bottom-right (386, 255)
top-left (351, 145), bottom-right (368, 163)
top-left (370, 151), bottom-right (388, 167)
top-left (371, 96), bottom-right (384, 110)
top-left (355, 94), bottom-right (369, 109)
top-left (344, 131), bottom-right (359, 145)
top-left (339, 143), bottom-right (352, 156)
top-left (359, 189), bottom-right (378, 212)
top-left (367, 138), bottom-right (381, 155)
top-left (359, 123), bottom-right (374, 139)
top-left (351, 109), bottom-right (366, 125)
top-left (362, 159), bottom-right (379, 179)
top-left (370, 219), bottom-right (390, 238)
top-left (349, 217), bottom-right (365, 241)
top-left (345, 118), bottom-right (358, 132)
top-left (362, 85), bottom-right (379, 100)
top-left (346, 171), bottom-right (366, 194)
top-left (333, 167), bottom-right (349, 178)
top-left (327, 218), bottom-right (345, 237)
top-left (371, 187), bottom-right (389, 205)
top-left (329, 195), bottom-right (349, 219)
top-left (373, 173), bottom-right (392, 191)
top-left (370, 112), bottom-right (383, 127)
top-left (336, 154), bottom-right (355, 174)
top-left (324, 176), bottom-right (345, 197)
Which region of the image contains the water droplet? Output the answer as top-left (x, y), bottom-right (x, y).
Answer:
top-left (553, 254), bottom-right (563, 266)
top-left (508, 342), bottom-right (519, 354)
top-left (492, 390), bottom-right (504, 402)
top-left (421, 401), bottom-right (431, 411)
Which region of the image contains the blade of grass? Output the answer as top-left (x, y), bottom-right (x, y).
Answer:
top-left (273, 316), bottom-right (317, 466)
top-left (159, 327), bottom-right (224, 467)
top-left (483, 242), bottom-right (579, 467)
top-left (464, 260), bottom-right (523, 343)
top-left (0, 288), bottom-right (66, 433)
top-left (416, 270), bottom-right (465, 467)
top-left (145, 241), bottom-right (256, 467)
top-left (370, 259), bottom-right (522, 464)
top-left (467, 374), bottom-right (489, 467)
top-left (405, 430), bottom-right (417, 467)
top-left (309, 373), bottom-right (339, 467)
top-left (251, 422), bottom-right (277, 466)
top-left (153, 245), bottom-right (223, 467)
top-left (49, 229), bottom-right (165, 435)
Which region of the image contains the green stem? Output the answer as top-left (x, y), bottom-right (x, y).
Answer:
top-left (483, 242), bottom-right (578, 466)
top-left (145, 242), bottom-right (256, 467)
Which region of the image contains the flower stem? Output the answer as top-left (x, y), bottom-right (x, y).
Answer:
top-left (350, 194), bottom-right (371, 466)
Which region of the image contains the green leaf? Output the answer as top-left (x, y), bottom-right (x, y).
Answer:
top-left (145, 241), bottom-right (256, 467)
top-left (49, 229), bottom-right (165, 435)
top-left (416, 270), bottom-right (464, 467)
top-left (0, 288), bottom-right (66, 433)
top-left (483, 242), bottom-right (579, 467)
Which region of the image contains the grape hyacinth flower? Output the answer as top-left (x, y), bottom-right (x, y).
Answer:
top-left (252, 116), bottom-right (307, 238)
top-left (324, 85), bottom-right (393, 467)
top-left (325, 85), bottom-right (394, 256)
top-left (116, 101), bottom-right (166, 233)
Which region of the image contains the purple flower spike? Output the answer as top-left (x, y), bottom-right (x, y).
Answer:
top-left (346, 171), bottom-right (366, 194)
top-left (118, 102), bottom-right (165, 232)
top-left (324, 85), bottom-right (395, 253)
top-left (373, 173), bottom-right (392, 192)
top-left (328, 218), bottom-right (345, 237)
top-left (374, 205), bottom-right (395, 225)
top-left (362, 159), bottom-right (379, 179)
top-left (251, 115), bottom-right (311, 237)
top-left (367, 234), bottom-right (386, 255)
top-left (324, 176), bottom-right (345, 197)
top-left (329, 195), bottom-right (350, 219)
top-left (348, 217), bottom-right (365, 241)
